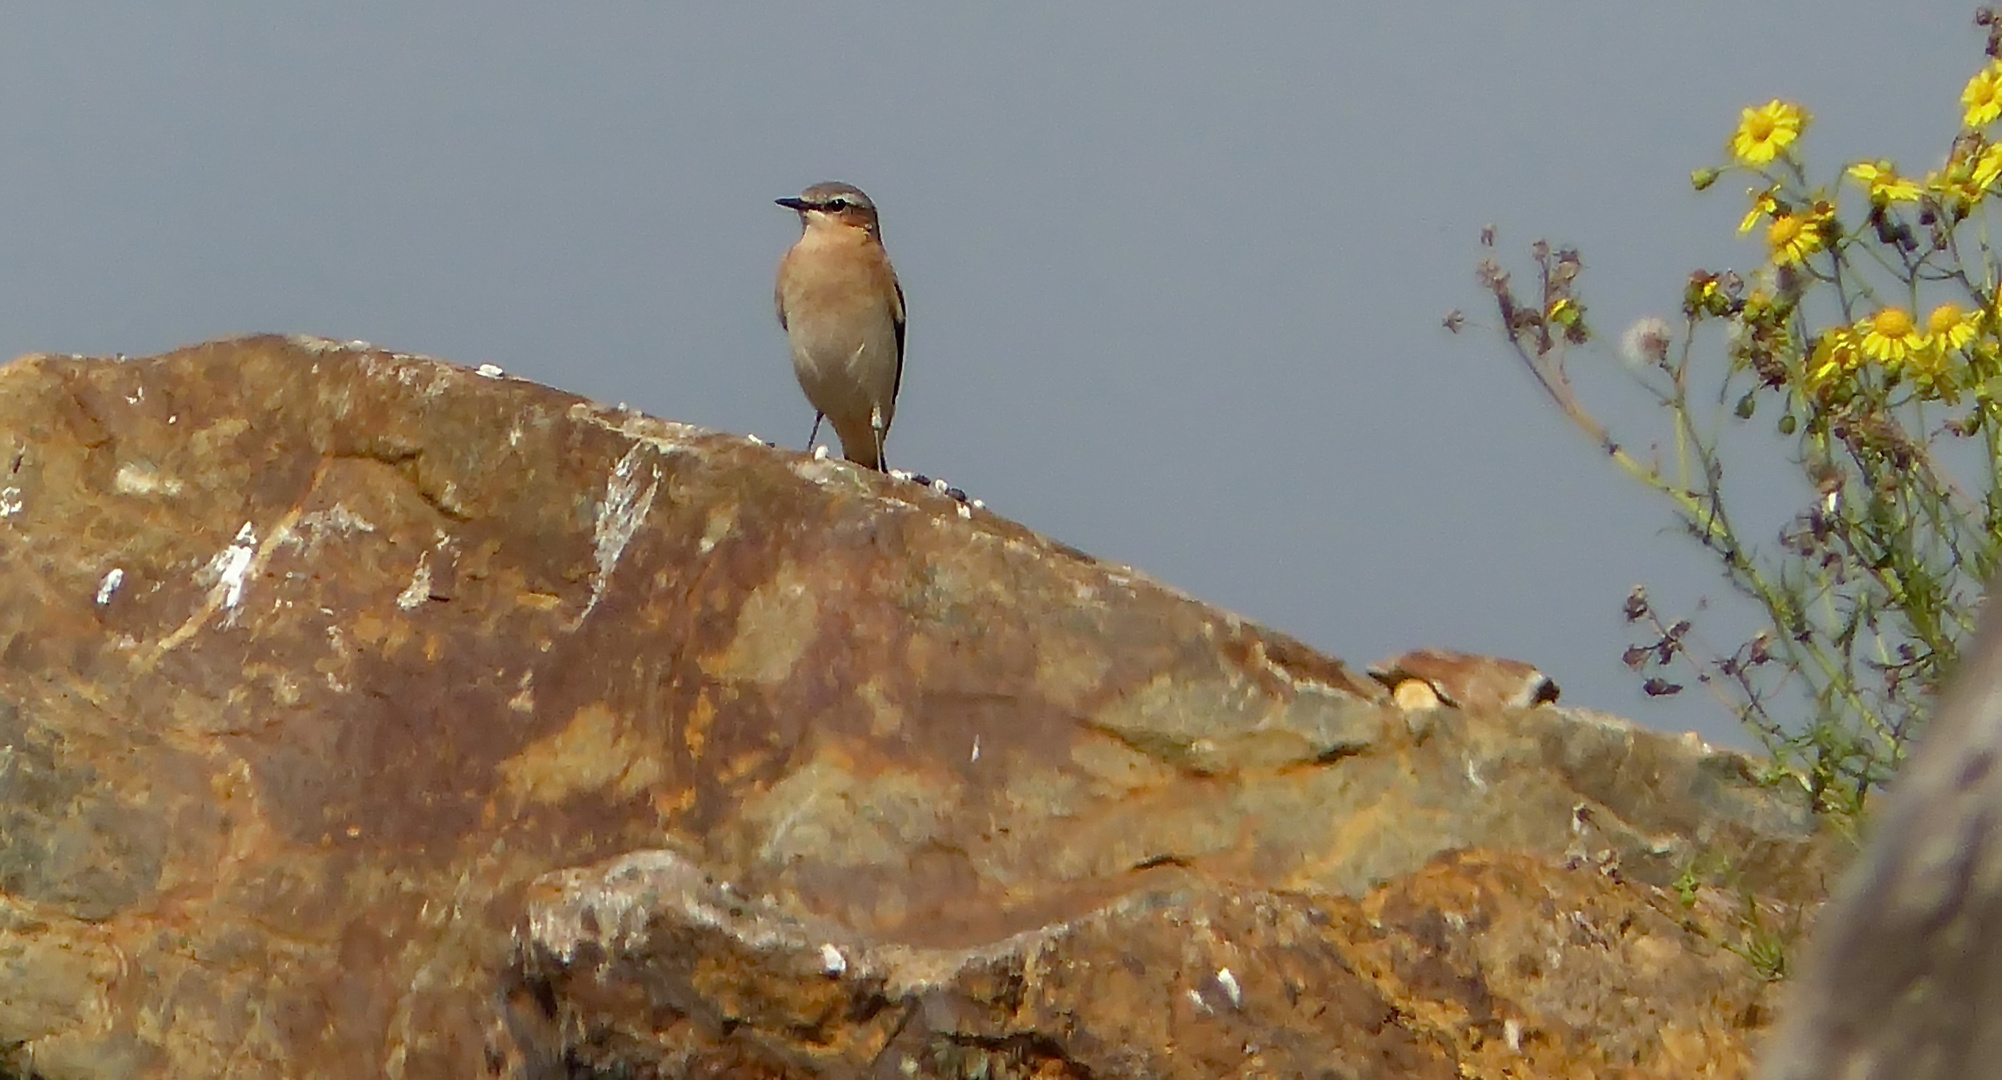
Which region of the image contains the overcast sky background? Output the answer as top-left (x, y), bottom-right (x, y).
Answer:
top-left (0, 4), bottom-right (1985, 746)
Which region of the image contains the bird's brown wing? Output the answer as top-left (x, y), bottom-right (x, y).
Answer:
top-left (774, 253), bottom-right (791, 331)
top-left (891, 275), bottom-right (906, 403)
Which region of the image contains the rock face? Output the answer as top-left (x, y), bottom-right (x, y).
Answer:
top-left (0, 337), bottom-right (1838, 1078)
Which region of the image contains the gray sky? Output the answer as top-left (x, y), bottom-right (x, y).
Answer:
top-left (0, 4), bottom-right (1983, 745)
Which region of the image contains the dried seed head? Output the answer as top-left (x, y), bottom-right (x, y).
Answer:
top-left (1620, 317), bottom-right (1675, 370)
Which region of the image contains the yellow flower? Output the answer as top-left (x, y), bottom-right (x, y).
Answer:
top-left (1766, 212), bottom-right (1825, 265)
top-left (1805, 328), bottom-right (1862, 393)
top-left (1974, 143), bottom-right (2002, 193)
top-left (1685, 273), bottom-right (1729, 318)
top-left (1929, 303), bottom-right (1980, 351)
top-left (1859, 308), bottom-right (1926, 365)
top-left (1967, 61), bottom-right (2002, 128)
top-left (1906, 343), bottom-right (1960, 401)
top-left (1846, 161), bottom-right (1922, 204)
top-left (1731, 100), bottom-right (1808, 165)
top-left (1739, 188), bottom-right (1779, 233)
top-left (1972, 339), bottom-right (2002, 382)
top-left (1929, 167), bottom-right (1985, 210)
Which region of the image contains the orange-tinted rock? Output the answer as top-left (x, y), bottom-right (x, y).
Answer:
top-left (515, 848), bottom-right (1784, 1078)
top-left (0, 337), bottom-right (1840, 1077)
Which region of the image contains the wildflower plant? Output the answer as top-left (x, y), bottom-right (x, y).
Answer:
top-left (1459, 11), bottom-right (2002, 814)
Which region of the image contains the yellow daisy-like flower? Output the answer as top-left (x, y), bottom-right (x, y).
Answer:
top-left (1966, 61), bottom-right (2002, 128)
top-left (1928, 166), bottom-right (1986, 210)
top-left (1929, 135), bottom-right (1984, 202)
top-left (1859, 308), bottom-right (1926, 365)
top-left (1766, 212), bottom-right (1825, 265)
top-left (1805, 328), bottom-right (1862, 393)
top-left (1846, 161), bottom-right (1922, 204)
top-left (1973, 143), bottom-right (2002, 193)
top-left (1731, 100), bottom-right (1809, 165)
top-left (1929, 303), bottom-right (1980, 351)
top-left (1905, 343), bottom-right (1960, 402)
top-left (1739, 188), bottom-right (1779, 234)
top-left (1971, 338), bottom-right (2002, 382)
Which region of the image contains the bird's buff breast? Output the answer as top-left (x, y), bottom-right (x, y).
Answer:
top-left (783, 302), bottom-right (899, 413)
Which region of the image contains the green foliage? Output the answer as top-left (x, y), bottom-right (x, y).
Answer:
top-left (1671, 853), bottom-right (1719, 909)
top-left (1730, 899), bottom-right (1794, 983)
top-left (1458, 14), bottom-right (2002, 814)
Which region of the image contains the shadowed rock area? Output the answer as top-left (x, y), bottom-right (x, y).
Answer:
top-left (0, 336), bottom-right (1840, 1077)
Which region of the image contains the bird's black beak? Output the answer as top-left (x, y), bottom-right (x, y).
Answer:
top-left (775, 197), bottom-right (811, 211)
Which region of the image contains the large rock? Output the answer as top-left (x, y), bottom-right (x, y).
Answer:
top-left (0, 337), bottom-right (1838, 1078)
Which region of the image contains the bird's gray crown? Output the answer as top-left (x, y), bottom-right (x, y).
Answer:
top-left (797, 182), bottom-right (873, 211)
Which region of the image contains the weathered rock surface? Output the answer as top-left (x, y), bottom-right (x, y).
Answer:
top-left (516, 847), bottom-right (1776, 1079)
top-left (0, 336), bottom-right (1840, 1078)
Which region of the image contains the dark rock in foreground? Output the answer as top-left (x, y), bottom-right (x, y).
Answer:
top-left (0, 337), bottom-right (1839, 1078)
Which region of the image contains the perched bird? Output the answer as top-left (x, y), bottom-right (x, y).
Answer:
top-left (774, 182), bottom-right (905, 471)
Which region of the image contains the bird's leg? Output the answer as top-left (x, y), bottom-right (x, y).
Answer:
top-left (806, 411), bottom-right (824, 451)
top-left (870, 405), bottom-right (888, 472)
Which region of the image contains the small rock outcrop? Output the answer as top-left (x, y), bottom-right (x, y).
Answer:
top-left (0, 337), bottom-right (1839, 1078)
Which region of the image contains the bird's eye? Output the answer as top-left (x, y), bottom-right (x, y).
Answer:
top-left (825, 198), bottom-right (849, 211)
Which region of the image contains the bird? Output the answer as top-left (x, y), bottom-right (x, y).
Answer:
top-left (1366, 648), bottom-right (1560, 713)
top-left (774, 181), bottom-right (905, 471)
